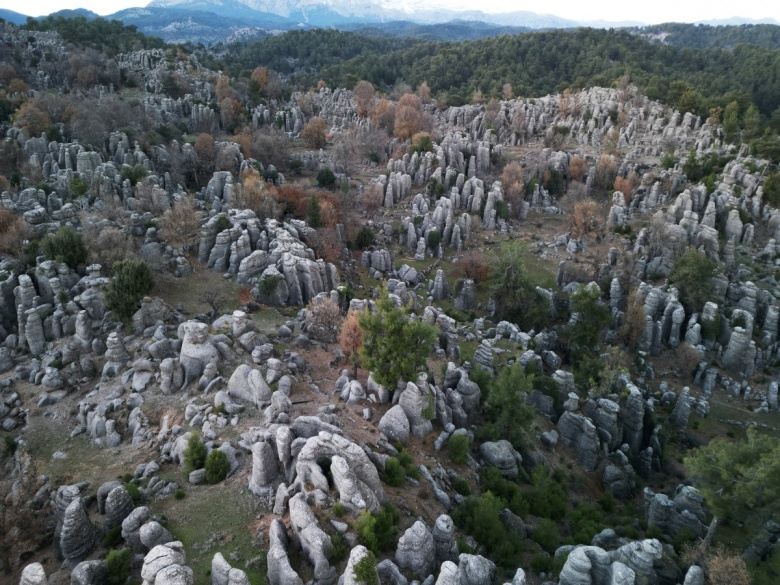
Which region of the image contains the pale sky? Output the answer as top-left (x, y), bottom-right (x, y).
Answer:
top-left (1, 0), bottom-right (778, 25)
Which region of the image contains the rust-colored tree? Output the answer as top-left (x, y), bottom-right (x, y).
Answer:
top-left (159, 196), bottom-right (200, 253)
top-left (339, 310), bottom-right (363, 377)
top-left (568, 156), bottom-right (587, 182)
top-left (453, 250), bottom-right (490, 284)
top-left (570, 199), bottom-right (600, 238)
top-left (305, 297), bottom-right (342, 345)
top-left (301, 116), bottom-right (328, 149)
top-left (353, 80), bottom-right (375, 118)
top-left (393, 94), bottom-right (422, 141)
top-left (372, 99), bottom-right (396, 134)
top-left (417, 81), bottom-right (431, 104)
top-left (501, 161), bottom-right (525, 212)
top-left (250, 67), bottom-right (268, 96)
top-left (13, 100), bottom-right (51, 137)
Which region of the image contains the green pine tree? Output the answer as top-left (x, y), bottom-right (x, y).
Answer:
top-left (358, 289), bottom-right (437, 398)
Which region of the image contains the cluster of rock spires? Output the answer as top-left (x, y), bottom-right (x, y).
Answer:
top-left (5, 20), bottom-right (780, 585)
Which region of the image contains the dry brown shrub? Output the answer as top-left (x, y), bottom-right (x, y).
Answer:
top-left (501, 161), bottom-right (524, 210)
top-left (484, 99), bottom-right (500, 128)
top-left (361, 184), bottom-right (384, 216)
top-left (502, 83), bottom-right (513, 100)
top-left (417, 81), bottom-right (431, 104)
top-left (353, 80), bottom-right (376, 118)
top-left (301, 116), bottom-right (328, 149)
top-left (0, 210), bottom-right (28, 257)
top-left (238, 287), bottom-right (252, 306)
top-left (88, 228), bottom-right (135, 272)
top-left (568, 156), bottom-right (587, 182)
top-left (317, 228), bottom-right (343, 263)
top-left (305, 297), bottom-right (342, 344)
top-left (372, 99), bottom-right (396, 134)
top-left (14, 100), bottom-right (51, 137)
top-left (251, 67), bottom-right (268, 95)
top-left (339, 310), bottom-right (363, 376)
top-left (159, 196), bottom-right (200, 253)
top-left (594, 154), bottom-right (618, 190)
top-left (613, 176), bottom-right (633, 203)
top-left (706, 546), bottom-right (750, 585)
top-left (454, 250), bottom-right (490, 284)
top-left (394, 94), bottom-right (422, 141)
top-left (275, 184), bottom-right (309, 219)
top-left (618, 288), bottom-right (645, 350)
top-left (570, 199), bottom-right (600, 238)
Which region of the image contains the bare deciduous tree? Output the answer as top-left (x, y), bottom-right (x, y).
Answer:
top-left (159, 196), bottom-right (200, 253)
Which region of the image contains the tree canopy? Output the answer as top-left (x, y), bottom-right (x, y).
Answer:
top-left (359, 289), bottom-right (437, 394)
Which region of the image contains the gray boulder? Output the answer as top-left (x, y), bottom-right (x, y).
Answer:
top-left (377, 405), bottom-right (410, 445)
top-left (288, 493), bottom-right (335, 583)
top-left (479, 440), bottom-right (522, 479)
top-left (395, 520), bottom-right (436, 579)
top-left (457, 554), bottom-right (496, 585)
top-left (248, 441), bottom-right (280, 497)
top-left (342, 545), bottom-right (378, 585)
top-left (140, 521), bottom-right (174, 550)
top-left (104, 486), bottom-right (134, 528)
top-left (557, 411), bottom-right (601, 471)
top-left (227, 364), bottom-right (272, 408)
top-left (70, 560), bottom-right (107, 585)
top-left (19, 563), bottom-right (47, 585)
top-left (60, 498), bottom-right (96, 566)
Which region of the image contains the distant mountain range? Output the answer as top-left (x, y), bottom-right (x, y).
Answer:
top-left (1, 0), bottom-right (777, 44)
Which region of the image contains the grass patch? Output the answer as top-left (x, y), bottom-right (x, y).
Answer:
top-left (149, 480), bottom-right (266, 585)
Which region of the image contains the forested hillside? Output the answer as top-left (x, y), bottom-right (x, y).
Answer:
top-left (223, 27), bottom-right (780, 119)
top-left (635, 22), bottom-right (780, 49)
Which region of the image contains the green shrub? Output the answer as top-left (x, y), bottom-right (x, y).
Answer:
top-left (2, 436), bottom-right (16, 458)
top-left (215, 215), bottom-right (231, 232)
top-left (102, 523), bottom-right (123, 548)
top-left (356, 504), bottom-right (399, 555)
top-left (660, 153), bottom-right (677, 169)
top-left (124, 483), bottom-right (141, 503)
top-left (69, 177), bottom-right (89, 197)
top-left (205, 449), bottom-right (231, 484)
top-left (530, 552), bottom-right (552, 574)
top-left (105, 260), bottom-right (155, 322)
top-left (183, 433), bottom-right (207, 474)
top-left (598, 492), bottom-right (615, 513)
top-left (105, 547), bottom-right (132, 585)
top-left (331, 532), bottom-right (350, 563)
top-left (353, 551), bottom-right (379, 585)
top-left (174, 488), bottom-right (186, 500)
top-left (526, 466), bottom-right (567, 520)
top-left (382, 458), bottom-right (405, 487)
top-left (317, 167), bottom-right (336, 188)
top-left (288, 159), bottom-right (303, 174)
top-left (452, 492), bottom-right (525, 567)
top-left (669, 248), bottom-right (722, 313)
top-left (332, 502), bottom-right (347, 518)
top-left (451, 475), bottom-right (471, 496)
top-left (307, 194), bottom-right (322, 228)
top-left (426, 230), bottom-right (441, 249)
top-left (495, 200), bottom-right (509, 220)
top-left (763, 173), bottom-right (780, 207)
top-left (532, 518), bottom-right (560, 552)
top-left (41, 226), bottom-right (88, 269)
top-left (569, 503), bottom-right (604, 544)
top-left (448, 434), bottom-right (469, 465)
top-left (120, 164), bottom-right (148, 186)
top-left (355, 227), bottom-right (375, 250)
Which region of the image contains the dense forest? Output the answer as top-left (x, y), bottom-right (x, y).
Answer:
top-left (634, 22), bottom-right (780, 49)
top-left (23, 15), bottom-right (165, 55)
top-left (222, 27), bottom-right (780, 120)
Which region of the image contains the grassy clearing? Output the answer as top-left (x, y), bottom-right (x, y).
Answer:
top-left (150, 478), bottom-right (268, 585)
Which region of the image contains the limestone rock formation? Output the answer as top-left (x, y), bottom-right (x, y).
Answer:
top-left (395, 520), bottom-right (436, 579)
